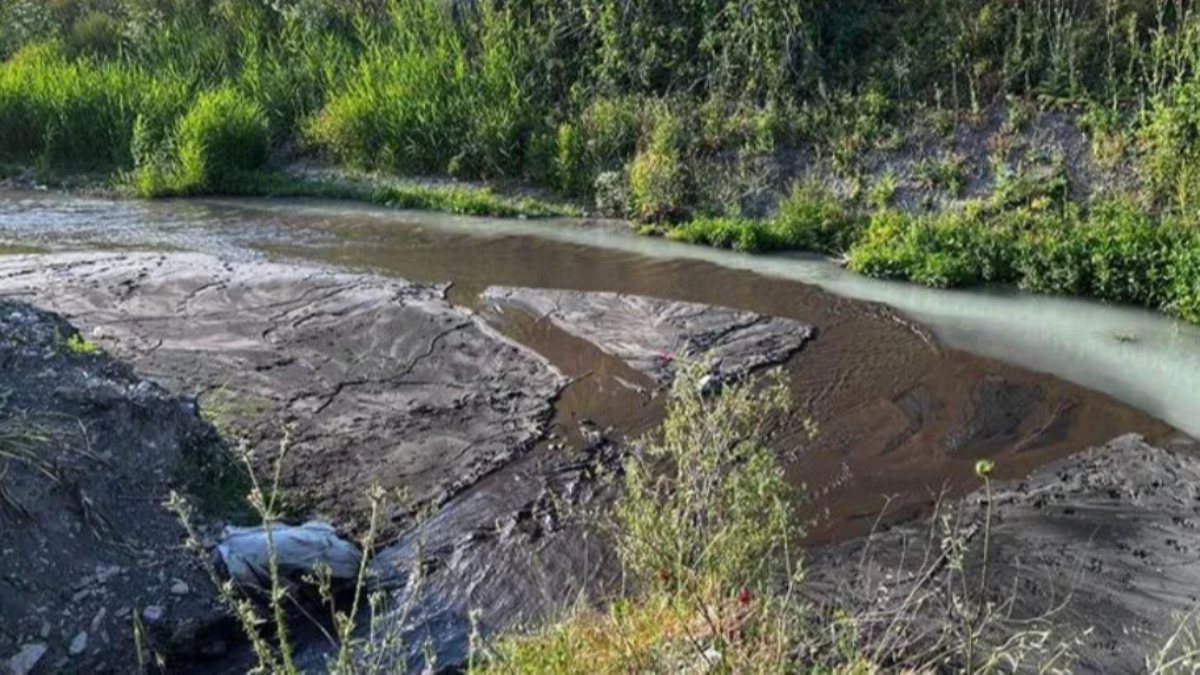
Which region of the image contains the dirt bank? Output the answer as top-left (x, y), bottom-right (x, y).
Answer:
top-left (0, 301), bottom-right (230, 674)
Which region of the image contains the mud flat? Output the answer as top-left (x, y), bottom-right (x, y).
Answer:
top-left (806, 434), bottom-right (1200, 672)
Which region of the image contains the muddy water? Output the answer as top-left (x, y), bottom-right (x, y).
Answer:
top-left (0, 190), bottom-right (1182, 545)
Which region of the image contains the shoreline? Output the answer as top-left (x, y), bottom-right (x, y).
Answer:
top-left (5, 161), bottom-right (1200, 334)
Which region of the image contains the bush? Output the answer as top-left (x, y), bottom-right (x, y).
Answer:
top-left (489, 366), bottom-right (802, 673)
top-left (553, 97), bottom-right (641, 196)
top-left (771, 182), bottom-right (859, 253)
top-left (1014, 212), bottom-right (1093, 297)
top-left (628, 106), bottom-right (689, 222)
top-left (1139, 82), bottom-right (1200, 211)
top-left (0, 41), bottom-right (143, 167)
top-left (668, 216), bottom-right (769, 252)
top-left (69, 11), bottom-right (121, 57)
top-left (135, 86), bottom-right (268, 195)
top-left (916, 153), bottom-right (968, 196)
top-left (176, 87), bottom-right (269, 190)
top-left (1082, 200), bottom-right (1179, 308)
top-left (847, 209), bottom-right (920, 279)
top-left (848, 208), bottom-right (1014, 289)
top-left (1167, 243), bottom-right (1200, 323)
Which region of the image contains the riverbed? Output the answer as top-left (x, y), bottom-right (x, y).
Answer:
top-left (0, 189), bottom-right (1186, 541)
top-left (0, 189), bottom-right (1193, 670)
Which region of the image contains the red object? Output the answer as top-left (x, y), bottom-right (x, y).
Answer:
top-left (658, 567), bottom-right (671, 583)
top-left (738, 588), bottom-right (752, 605)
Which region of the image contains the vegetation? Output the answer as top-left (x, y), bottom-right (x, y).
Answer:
top-left (483, 366), bottom-right (1082, 673)
top-left (5, 0), bottom-right (1200, 319)
top-left (60, 330), bottom-right (98, 355)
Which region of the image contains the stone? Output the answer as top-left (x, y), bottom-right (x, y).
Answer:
top-left (0, 253), bottom-right (568, 534)
top-left (68, 631), bottom-right (87, 656)
top-left (141, 606), bottom-right (164, 624)
top-left (806, 434), bottom-right (1200, 673)
top-left (169, 580), bottom-right (189, 596)
top-left (8, 643), bottom-right (47, 675)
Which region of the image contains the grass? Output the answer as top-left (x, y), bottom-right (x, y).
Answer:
top-left (480, 365), bottom-right (1079, 673)
top-left (666, 185), bottom-right (1200, 325)
top-left (191, 170), bottom-right (579, 218)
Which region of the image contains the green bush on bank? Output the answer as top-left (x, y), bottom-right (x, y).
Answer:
top-left (133, 86), bottom-right (269, 196)
top-left (175, 87), bottom-right (269, 191)
top-left (846, 199), bottom-right (1200, 321)
top-left (668, 183), bottom-right (859, 254)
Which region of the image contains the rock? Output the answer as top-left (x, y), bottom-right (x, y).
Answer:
top-left (482, 287), bottom-right (814, 384)
top-left (169, 580), bottom-right (189, 596)
top-left (141, 606), bottom-right (165, 624)
top-left (8, 643), bottom-right (47, 675)
top-left (217, 521), bottom-right (361, 589)
top-left (68, 631), bottom-right (87, 656)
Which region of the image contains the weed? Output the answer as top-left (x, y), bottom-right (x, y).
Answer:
top-left (62, 331), bottom-right (97, 355)
top-left (867, 172), bottom-right (898, 209)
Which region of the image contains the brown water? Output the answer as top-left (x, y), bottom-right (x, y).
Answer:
top-left (227, 206), bottom-right (1164, 542)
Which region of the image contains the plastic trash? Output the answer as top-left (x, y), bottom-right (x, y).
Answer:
top-left (216, 521), bottom-right (361, 589)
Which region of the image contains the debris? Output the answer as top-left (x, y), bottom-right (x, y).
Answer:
top-left (141, 606), bottom-right (164, 624)
top-left (216, 521), bottom-right (361, 589)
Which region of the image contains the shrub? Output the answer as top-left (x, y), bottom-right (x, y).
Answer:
top-left (175, 87), bottom-right (269, 190)
top-left (0, 41), bottom-right (143, 167)
top-left (848, 207), bottom-right (1015, 289)
top-left (553, 97), bottom-right (641, 196)
top-left (847, 209), bottom-right (920, 279)
top-left (1167, 243), bottom-right (1200, 323)
top-left (135, 86), bottom-right (268, 196)
top-left (916, 153), bottom-right (968, 196)
top-left (668, 216), bottom-right (769, 252)
top-left (615, 364), bottom-right (795, 594)
top-left (69, 11), bottom-right (121, 57)
top-left (1014, 213), bottom-right (1093, 296)
top-left (1139, 82), bottom-right (1200, 211)
top-left (990, 157), bottom-right (1070, 210)
top-left (1082, 200), bottom-right (1179, 308)
top-left (771, 182), bottom-right (860, 253)
top-left (628, 107), bottom-right (689, 222)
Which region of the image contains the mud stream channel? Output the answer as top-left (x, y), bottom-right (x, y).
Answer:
top-left (0, 189), bottom-right (1194, 670)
